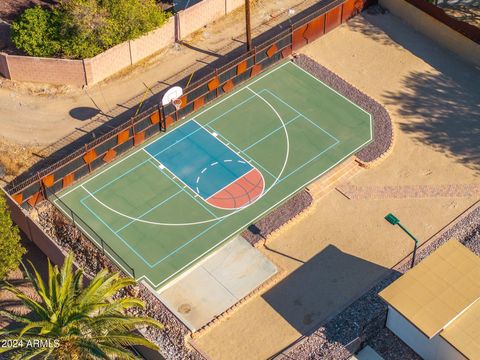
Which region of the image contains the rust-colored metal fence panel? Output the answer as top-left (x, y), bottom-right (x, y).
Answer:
top-left (292, 24), bottom-right (308, 50)
top-left (304, 16), bottom-right (326, 43)
top-left (342, 0), bottom-right (363, 22)
top-left (325, 5), bottom-right (343, 33)
top-left (6, 0), bottom-right (372, 208)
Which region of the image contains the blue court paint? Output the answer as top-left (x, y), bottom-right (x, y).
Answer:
top-left (144, 120), bottom-right (253, 199)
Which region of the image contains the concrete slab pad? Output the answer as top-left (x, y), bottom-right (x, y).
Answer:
top-left (157, 235), bottom-right (277, 331)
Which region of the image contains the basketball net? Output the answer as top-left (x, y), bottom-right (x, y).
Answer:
top-left (172, 98), bottom-right (182, 111)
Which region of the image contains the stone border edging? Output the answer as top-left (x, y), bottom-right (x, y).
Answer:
top-left (190, 192), bottom-right (315, 337)
top-left (242, 190), bottom-right (313, 246)
top-left (293, 54), bottom-right (395, 167)
top-left (27, 190), bottom-right (314, 358)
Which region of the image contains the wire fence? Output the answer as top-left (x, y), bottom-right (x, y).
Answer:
top-left (6, 0), bottom-right (371, 209)
top-left (1, 0), bottom-right (375, 282)
top-left (47, 189), bottom-right (136, 279)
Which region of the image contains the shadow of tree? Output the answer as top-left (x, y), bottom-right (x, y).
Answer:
top-left (348, 5), bottom-right (480, 74)
top-left (345, 5), bottom-right (404, 48)
top-left (439, 2), bottom-right (480, 28)
top-left (384, 70), bottom-right (480, 172)
top-left (344, 6), bottom-right (480, 172)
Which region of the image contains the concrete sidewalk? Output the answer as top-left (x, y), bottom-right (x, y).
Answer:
top-left (158, 235), bottom-right (277, 332)
top-left (0, 0), bottom-right (316, 147)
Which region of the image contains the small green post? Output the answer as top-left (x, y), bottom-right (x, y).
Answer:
top-left (385, 213), bottom-right (419, 268)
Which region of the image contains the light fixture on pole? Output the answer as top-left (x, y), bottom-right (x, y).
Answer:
top-left (385, 213), bottom-right (419, 268)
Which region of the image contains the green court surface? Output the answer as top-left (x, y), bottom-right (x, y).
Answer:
top-left (55, 61), bottom-right (372, 290)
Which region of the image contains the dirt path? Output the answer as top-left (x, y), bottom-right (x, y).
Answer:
top-left (194, 10), bottom-right (480, 360)
top-left (0, 0), bottom-right (316, 147)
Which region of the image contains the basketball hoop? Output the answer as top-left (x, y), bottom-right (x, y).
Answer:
top-left (162, 86), bottom-right (183, 109)
top-left (172, 98), bottom-right (182, 111)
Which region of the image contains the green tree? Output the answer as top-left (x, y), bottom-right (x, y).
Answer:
top-left (59, 0), bottom-right (119, 58)
top-left (11, 0), bottom-right (169, 59)
top-left (100, 0), bottom-right (168, 40)
top-left (10, 6), bottom-right (61, 57)
top-left (0, 192), bottom-right (25, 280)
top-left (0, 253), bottom-right (163, 359)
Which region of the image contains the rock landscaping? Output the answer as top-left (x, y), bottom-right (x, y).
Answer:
top-left (293, 54), bottom-right (394, 165)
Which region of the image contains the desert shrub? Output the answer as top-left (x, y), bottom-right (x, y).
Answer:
top-left (11, 0), bottom-right (168, 59)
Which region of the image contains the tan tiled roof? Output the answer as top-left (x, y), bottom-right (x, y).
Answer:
top-left (441, 298), bottom-right (480, 360)
top-left (379, 240), bottom-right (480, 340)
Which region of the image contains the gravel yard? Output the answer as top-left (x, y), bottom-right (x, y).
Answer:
top-left (4, 2), bottom-right (479, 359)
top-left (195, 8), bottom-right (479, 359)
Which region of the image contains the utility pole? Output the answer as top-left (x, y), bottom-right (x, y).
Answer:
top-left (245, 0), bottom-right (252, 51)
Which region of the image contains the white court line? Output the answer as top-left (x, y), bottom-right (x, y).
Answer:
top-left (290, 62), bottom-right (372, 117)
top-left (53, 198), bottom-right (136, 279)
top-left (72, 86), bottom-right (290, 271)
top-left (289, 62), bottom-right (373, 141)
top-left (145, 157), bottom-right (218, 217)
top-left (204, 167), bottom-right (266, 212)
top-left (75, 88), bottom-right (289, 228)
top-left (58, 61), bottom-right (291, 200)
top-left (146, 137), bottom-right (372, 289)
top-left (55, 61), bottom-right (373, 288)
top-left (203, 123), bottom-right (277, 180)
top-left (144, 121), bottom-right (254, 202)
top-left (261, 89), bottom-right (339, 142)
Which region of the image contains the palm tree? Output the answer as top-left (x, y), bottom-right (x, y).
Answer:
top-left (0, 253), bottom-right (163, 359)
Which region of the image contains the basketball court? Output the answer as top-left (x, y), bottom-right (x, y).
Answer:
top-left (54, 61), bottom-right (372, 291)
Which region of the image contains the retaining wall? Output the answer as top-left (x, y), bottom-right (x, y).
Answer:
top-left (380, 0), bottom-right (480, 67)
top-left (4, 55), bottom-right (87, 85)
top-left (3, 189), bottom-right (68, 268)
top-left (0, 21), bottom-right (10, 50)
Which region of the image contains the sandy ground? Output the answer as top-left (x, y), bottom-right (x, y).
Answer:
top-left (194, 10), bottom-right (480, 360)
top-left (0, 0), bottom-right (317, 147)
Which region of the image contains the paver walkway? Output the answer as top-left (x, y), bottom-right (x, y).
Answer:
top-left (337, 183), bottom-right (480, 200)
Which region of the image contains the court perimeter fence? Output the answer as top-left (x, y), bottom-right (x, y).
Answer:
top-left (7, 0), bottom-right (372, 206)
top-left (47, 189), bottom-right (136, 278)
top-left (5, 0), bottom-right (374, 277)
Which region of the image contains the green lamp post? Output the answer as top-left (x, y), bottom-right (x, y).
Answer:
top-left (385, 213), bottom-right (419, 268)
